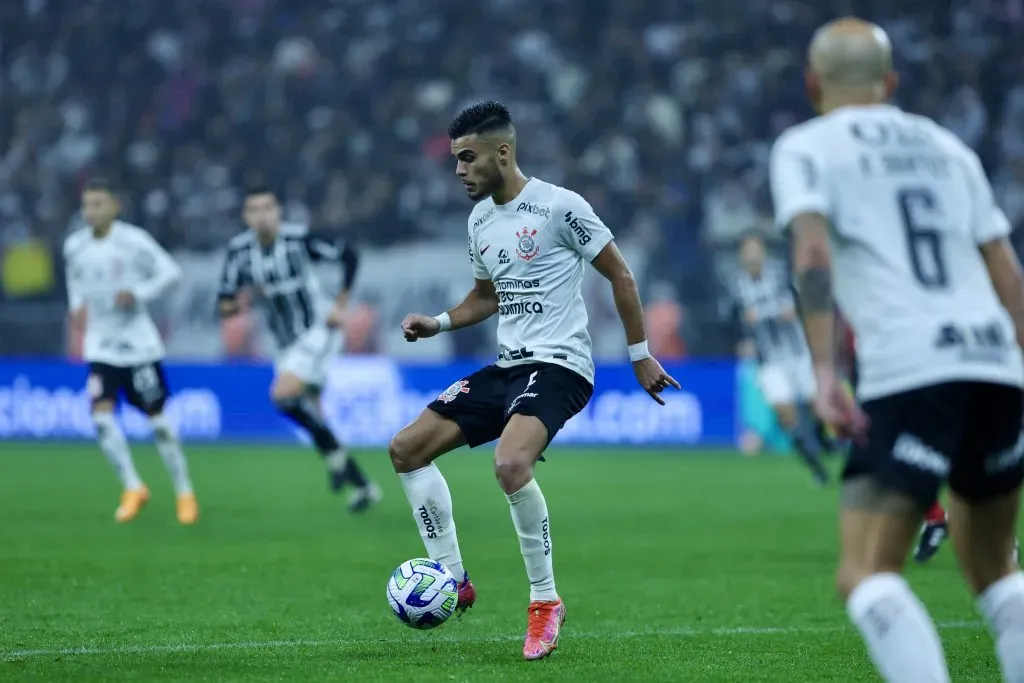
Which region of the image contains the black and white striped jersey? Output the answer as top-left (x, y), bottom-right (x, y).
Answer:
top-left (217, 223), bottom-right (359, 349)
top-left (730, 259), bottom-right (810, 365)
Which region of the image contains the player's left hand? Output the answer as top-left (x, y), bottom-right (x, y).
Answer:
top-left (325, 305), bottom-right (346, 329)
top-left (633, 357), bottom-right (681, 405)
top-left (114, 290), bottom-right (136, 309)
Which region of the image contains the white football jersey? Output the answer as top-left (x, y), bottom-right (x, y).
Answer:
top-left (770, 104), bottom-right (1024, 400)
top-left (467, 178), bottom-right (614, 384)
top-left (64, 221), bottom-right (182, 367)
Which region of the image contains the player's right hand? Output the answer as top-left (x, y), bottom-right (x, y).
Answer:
top-left (402, 313), bottom-right (441, 342)
top-left (813, 364), bottom-right (869, 441)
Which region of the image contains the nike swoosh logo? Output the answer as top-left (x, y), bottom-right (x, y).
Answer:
top-left (480, 245), bottom-right (491, 255)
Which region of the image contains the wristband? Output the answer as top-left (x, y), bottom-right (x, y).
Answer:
top-left (628, 340), bottom-right (651, 362)
top-left (433, 312), bottom-right (452, 332)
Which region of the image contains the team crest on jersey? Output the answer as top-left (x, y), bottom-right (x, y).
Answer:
top-left (438, 380), bottom-right (470, 404)
top-left (516, 228), bottom-right (540, 261)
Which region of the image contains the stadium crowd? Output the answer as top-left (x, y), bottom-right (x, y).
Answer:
top-left (1, 0), bottom-right (1023, 356)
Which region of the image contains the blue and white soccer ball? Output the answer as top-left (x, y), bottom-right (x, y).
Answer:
top-left (386, 558), bottom-right (459, 630)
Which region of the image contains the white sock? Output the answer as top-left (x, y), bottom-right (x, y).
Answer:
top-left (398, 464), bottom-right (465, 582)
top-left (978, 571), bottom-right (1024, 683)
top-left (93, 412), bottom-right (143, 490)
top-left (846, 573), bottom-right (950, 683)
top-left (326, 449), bottom-right (348, 471)
top-left (150, 414), bottom-right (194, 495)
top-left (507, 478), bottom-right (557, 602)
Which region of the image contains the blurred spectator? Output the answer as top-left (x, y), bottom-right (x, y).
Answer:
top-left (0, 0), bottom-right (1020, 358)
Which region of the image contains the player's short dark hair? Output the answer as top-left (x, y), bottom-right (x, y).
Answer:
top-left (244, 184), bottom-right (278, 200)
top-left (82, 177), bottom-right (117, 196)
top-left (448, 101), bottom-right (513, 139)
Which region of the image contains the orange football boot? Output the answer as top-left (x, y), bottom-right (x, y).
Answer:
top-left (114, 485), bottom-right (150, 523)
top-left (176, 493), bottom-right (200, 525)
top-left (523, 599), bottom-right (566, 661)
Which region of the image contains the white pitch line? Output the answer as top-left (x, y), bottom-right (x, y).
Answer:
top-left (0, 620), bottom-right (982, 660)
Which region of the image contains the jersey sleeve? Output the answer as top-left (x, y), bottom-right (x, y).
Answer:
top-left (217, 247), bottom-right (246, 301)
top-left (556, 190), bottom-right (614, 262)
top-left (131, 231), bottom-right (182, 304)
top-left (769, 129), bottom-right (832, 229)
top-left (963, 149), bottom-right (1012, 245)
top-left (304, 233), bottom-right (360, 290)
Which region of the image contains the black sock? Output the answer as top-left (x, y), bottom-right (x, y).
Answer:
top-left (275, 397), bottom-right (341, 454)
top-left (344, 459), bottom-right (369, 488)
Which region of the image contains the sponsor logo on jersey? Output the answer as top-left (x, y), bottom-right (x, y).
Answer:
top-left (516, 228), bottom-right (540, 261)
top-left (498, 301), bottom-right (544, 315)
top-left (516, 202), bottom-right (551, 219)
top-left (498, 249), bottom-right (510, 264)
top-left (498, 347), bottom-right (536, 361)
top-left (564, 211), bottom-right (592, 246)
top-left (480, 243), bottom-right (491, 255)
top-left (472, 207), bottom-right (496, 229)
top-left (437, 379), bottom-right (470, 404)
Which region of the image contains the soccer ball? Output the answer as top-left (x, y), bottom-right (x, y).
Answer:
top-left (386, 558), bottom-right (459, 629)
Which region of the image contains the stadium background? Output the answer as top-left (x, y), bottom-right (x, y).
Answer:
top-left (4, 2), bottom-right (1024, 681)
top-left (11, 0), bottom-right (1021, 448)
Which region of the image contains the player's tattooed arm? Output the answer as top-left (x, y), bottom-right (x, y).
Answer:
top-left (980, 237), bottom-right (1024, 349)
top-left (790, 213), bottom-right (836, 367)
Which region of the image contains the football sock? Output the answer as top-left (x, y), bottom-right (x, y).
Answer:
top-left (507, 478), bottom-right (558, 602)
top-left (92, 412), bottom-right (144, 490)
top-left (924, 500), bottom-right (946, 525)
top-left (847, 573), bottom-right (950, 682)
top-left (274, 396), bottom-right (341, 453)
top-left (276, 397), bottom-right (372, 488)
top-left (149, 414), bottom-right (194, 495)
top-left (978, 571), bottom-right (1024, 682)
top-left (398, 464), bottom-right (465, 582)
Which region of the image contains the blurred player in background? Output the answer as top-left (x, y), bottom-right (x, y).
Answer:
top-left (730, 230), bottom-right (831, 484)
top-left (64, 178), bottom-right (198, 524)
top-left (391, 101), bottom-right (679, 660)
top-left (774, 18), bottom-right (1024, 682)
top-left (217, 187), bottom-right (379, 513)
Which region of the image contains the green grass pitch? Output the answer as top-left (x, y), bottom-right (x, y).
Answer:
top-left (0, 444), bottom-right (1007, 682)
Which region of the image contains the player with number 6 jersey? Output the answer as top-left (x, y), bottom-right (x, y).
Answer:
top-left (63, 178), bottom-right (198, 525)
top-left (389, 101), bottom-right (679, 661)
top-left (773, 18), bottom-right (1024, 683)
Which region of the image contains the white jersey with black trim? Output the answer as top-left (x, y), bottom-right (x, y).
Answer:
top-left (63, 220), bottom-right (182, 367)
top-left (467, 178), bottom-right (614, 384)
top-left (770, 103), bottom-right (1024, 400)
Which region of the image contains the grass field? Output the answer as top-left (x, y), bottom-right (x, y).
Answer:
top-left (0, 444), bottom-right (1007, 682)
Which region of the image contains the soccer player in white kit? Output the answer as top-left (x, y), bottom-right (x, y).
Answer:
top-left (64, 178), bottom-right (198, 524)
top-left (391, 101), bottom-right (679, 661)
top-left (771, 19), bottom-right (1024, 682)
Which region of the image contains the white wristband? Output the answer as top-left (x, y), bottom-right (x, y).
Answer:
top-left (628, 340), bottom-right (651, 362)
top-left (433, 312), bottom-right (452, 332)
